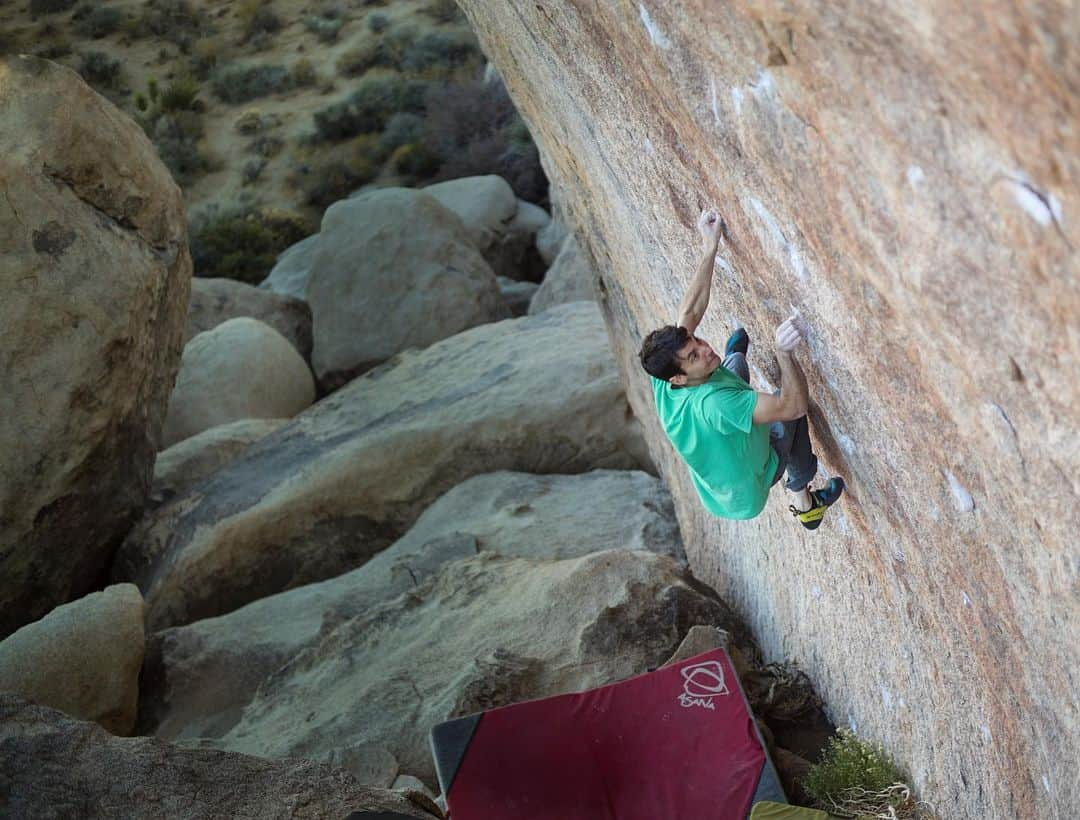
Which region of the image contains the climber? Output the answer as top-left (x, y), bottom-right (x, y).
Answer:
top-left (637, 207), bottom-right (844, 528)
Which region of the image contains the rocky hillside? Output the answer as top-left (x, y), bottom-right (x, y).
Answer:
top-left (455, 2), bottom-right (1077, 819)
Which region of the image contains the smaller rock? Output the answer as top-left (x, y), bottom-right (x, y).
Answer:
top-left (771, 745), bottom-right (814, 806)
top-left (508, 199), bottom-right (550, 235)
top-left (259, 233), bottom-right (321, 301)
top-left (422, 175), bottom-right (518, 252)
top-left (323, 742), bottom-right (399, 788)
top-left (529, 236), bottom-right (596, 314)
top-left (394, 774), bottom-right (437, 800)
top-left (162, 318), bottom-right (315, 448)
top-left (660, 625), bottom-right (732, 668)
top-left (186, 277), bottom-right (313, 361)
top-left (0, 584), bottom-right (144, 735)
top-left (536, 219), bottom-right (569, 265)
top-left (497, 276), bottom-right (540, 316)
top-left (152, 418), bottom-right (289, 504)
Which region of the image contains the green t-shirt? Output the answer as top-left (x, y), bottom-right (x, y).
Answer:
top-left (652, 366), bottom-right (777, 519)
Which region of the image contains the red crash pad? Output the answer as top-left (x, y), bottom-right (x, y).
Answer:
top-left (430, 648), bottom-right (785, 819)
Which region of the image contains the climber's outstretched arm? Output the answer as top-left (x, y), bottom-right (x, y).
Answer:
top-left (676, 208), bottom-right (724, 335)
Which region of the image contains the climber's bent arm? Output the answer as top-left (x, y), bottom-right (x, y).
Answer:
top-left (751, 351), bottom-right (809, 424)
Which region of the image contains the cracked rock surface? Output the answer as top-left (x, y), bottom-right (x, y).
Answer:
top-left (0, 56), bottom-right (191, 638)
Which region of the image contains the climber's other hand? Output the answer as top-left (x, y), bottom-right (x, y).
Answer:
top-left (775, 315), bottom-right (803, 353)
top-left (697, 208), bottom-right (723, 246)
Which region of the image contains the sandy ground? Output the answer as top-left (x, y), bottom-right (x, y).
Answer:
top-left (5, 0), bottom-right (477, 224)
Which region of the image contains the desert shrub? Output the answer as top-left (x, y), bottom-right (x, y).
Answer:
top-left (420, 0), bottom-right (464, 25)
top-left (242, 157), bottom-right (267, 185)
top-left (303, 14), bottom-right (343, 43)
top-left (379, 111), bottom-right (425, 152)
top-left (150, 113), bottom-right (212, 186)
top-left (77, 51), bottom-right (122, 89)
top-left (189, 202), bottom-right (311, 282)
top-left (312, 73), bottom-right (428, 141)
top-left (251, 134), bottom-right (284, 157)
top-left (29, 0), bottom-right (76, 16)
top-left (73, 5), bottom-right (126, 38)
top-left (288, 58), bottom-right (316, 88)
top-left (802, 730), bottom-right (933, 819)
top-left (388, 142), bottom-right (439, 177)
top-left (401, 29), bottom-right (479, 75)
top-left (376, 23), bottom-right (419, 68)
top-left (367, 12), bottom-right (389, 33)
top-left (237, 0), bottom-right (282, 42)
top-left (159, 75), bottom-right (202, 112)
top-left (210, 62), bottom-right (291, 103)
top-left (420, 77), bottom-right (546, 202)
top-left (294, 134), bottom-right (387, 209)
top-left (137, 0), bottom-right (209, 49)
top-left (336, 41), bottom-right (381, 77)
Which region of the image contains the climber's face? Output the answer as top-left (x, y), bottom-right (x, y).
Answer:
top-left (669, 335), bottom-right (721, 386)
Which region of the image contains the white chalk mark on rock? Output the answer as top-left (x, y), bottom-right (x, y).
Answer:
top-left (980, 724), bottom-right (992, 741)
top-left (961, 591), bottom-right (972, 608)
top-left (710, 76), bottom-right (720, 125)
top-left (811, 585), bottom-right (822, 600)
top-left (1042, 774), bottom-right (1051, 794)
top-left (880, 686), bottom-right (893, 710)
top-left (749, 68), bottom-right (775, 97)
top-left (906, 165), bottom-right (925, 189)
top-left (836, 432), bottom-right (857, 457)
top-left (638, 4), bottom-right (671, 49)
top-left (730, 86), bottom-right (743, 117)
top-left (714, 254), bottom-right (735, 280)
top-left (946, 471), bottom-right (975, 512)
top-left (893, 548), bottom-right (906, 564)
top-left (643, 137), bottom-right (655, 155)
top-left (749, 196), bottom-right (808, 281)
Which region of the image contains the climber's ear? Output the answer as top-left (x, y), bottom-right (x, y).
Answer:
top-left (669, 373), bottom-right (687, 387)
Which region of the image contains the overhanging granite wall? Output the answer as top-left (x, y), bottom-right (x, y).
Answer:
top-left (458, 2), bottom-right (1077, 817)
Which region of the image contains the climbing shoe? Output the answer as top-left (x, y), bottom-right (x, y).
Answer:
top-left (724, 327), bottom-right (749, 357)
top-left (790, 477), bottom-right (845, 530)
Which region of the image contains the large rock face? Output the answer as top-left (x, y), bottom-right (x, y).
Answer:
top-left (191, 550), bottom-right (742, 790)
top-left (138, 469), bottom-right (683, 743)
top-left (115, 302), bottom-right (654, 630)
top-left (307, 187), bottom-right (510, 390)
top-left (0, 695), bottom-right (439, 820)
top-left (0, 56), bottom-right (191, 638)
top-left (456, 4), bottom-right (1077, 818)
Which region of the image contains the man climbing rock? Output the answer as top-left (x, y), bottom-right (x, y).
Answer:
top-left (638, 207), bottom-right (844, 528)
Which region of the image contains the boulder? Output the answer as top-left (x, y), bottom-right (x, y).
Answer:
top-left (0, 56), bottom-right (191, 638)
top-left (307, 188), bottom-right (509, 391)
top-left (0, 695), bottom-right (439, 819)
top-left (194, 549), bottom-right (743, 790)
top-left (0, 584), bottom-right (144, 735)
top-left (258, 232), bottom-right (320, 301)
top-left (151, 418), bottom-right (289, 505)
top-left (115, 302), bottom-right (653, 631)
top-left (162, 318), bottom-right (315, 448)
top-left (535, 218), bottom-right (568, 265)
top-left (186, 277), bottom-right (312, 360)
top-left (421, 176), bottom-right (548, 280)
top-left (528, 236), bottom-right (596, 314)
top-left (497, 275), bottom-right (539, 316)
top-left (138, 469), bottom-right (681, 741)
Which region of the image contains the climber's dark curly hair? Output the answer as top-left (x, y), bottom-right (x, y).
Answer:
top-left (639, 325), bottom-right (689, 381)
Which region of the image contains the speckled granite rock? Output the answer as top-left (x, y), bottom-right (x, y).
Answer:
top-left (455, 3), bottom-right (1077, 818)
top-left (0, 56), bottom-right (191, 638)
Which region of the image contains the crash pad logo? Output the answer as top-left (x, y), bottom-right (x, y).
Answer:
top-left (677, 660), bottom-right (730, 711)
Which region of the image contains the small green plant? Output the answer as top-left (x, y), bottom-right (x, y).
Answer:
top-left (312, 72), bottom-right (427, 141)
top-left (189, 201), bottom-right (311, 282)
top-left (237, 0), bottom-right (281, 42)
top-left (303, 13), bottom-right (344, 43)
top-left (335, 41), bottom-right (380, 77)
top-left (400, 29), bottom-right (480, 75)
top-left (367, 12), bottom-right (389, 33)
top-left (77, 51), bottom-right (122, 90)
top-left (73, 5), bottom-right (126, 38)
top-left (291, 58), bottom-right (318, 87)
top-left (379, 111), bottom-right (425, 152)
top-left (159, 75), bottom-right (201, 112)
top-left (802, 730), bottom-right (934, 819)
top-left (210, 62), bottom-right (291, 103)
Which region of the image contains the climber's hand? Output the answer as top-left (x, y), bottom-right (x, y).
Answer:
top-left (697, 208), bottom-right (724, 247)
top-left (775, 315), bottom-right (803, 353)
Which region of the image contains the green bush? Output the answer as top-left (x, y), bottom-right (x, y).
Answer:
top-left (291, 58), bottom-right (318, 87)
top-left (376, 23), bottom-right (419, 68)
top-left (136, 0), bottom-right (212, 49)
top-left (29, 0), bottom-right (77, 16)
top-left (189, 203), bottom-right (311, 283)
top-left (210, 62), bottom-right (291, 103)
top-left (294, 134), bottom-right (387, 209)
top-left (150, 114), bottom-right (212, 187)
top-left (802, 730), bottom-right (927, 818)
top-left (73, 5), bottom-right (126, 38)
top-left (312, 73), bottom-right (427, 141)
top-left (367, 12), bottom-right (389, 33)
top-left (336, 41), bottom-right (381, 77)
top-left (388, 142), bottom-right (439, 177)
top-left (379, 111), bottom-right (425, 152)
top-left (401, 29), bottom-right (479, 74)
top-left (303, 14), bottom-right (343, 43)
top-left (77, 51), bottom-right (122, 89)
top-left (159, 75), bottom-right (202, 112)
top-left (420, 0), bottom-right (463, 24)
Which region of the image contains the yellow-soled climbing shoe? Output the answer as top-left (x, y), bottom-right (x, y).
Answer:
top-left (790, 477), bottom-right (845, 530)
